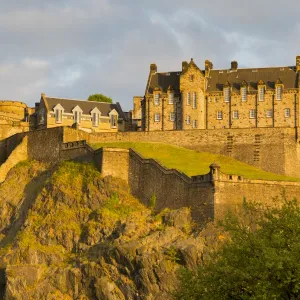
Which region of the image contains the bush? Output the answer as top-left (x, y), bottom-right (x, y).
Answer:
top-left (88, 94), bottom-right (112, 103)
top-left (149, 193), bottom-right (156, 211)
top-left (175, 197), bottom-right (300, 299)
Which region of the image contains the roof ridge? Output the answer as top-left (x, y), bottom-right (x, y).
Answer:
top-left (211, 66), bottom-right (295, 71)
top-left (46, 96), bottom-right (115, 105)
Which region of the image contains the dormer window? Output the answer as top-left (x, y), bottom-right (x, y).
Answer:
top-left (241, 81), bottom-right (247, 102)
top-left (91, 107), bottom-right (101, 127)
top-left (276, 85), bottom-right (283, 100)
top-left (109, 109), bottom-right (118, 129)
top-left (224, 87), bottom-right (230, 103)
top-left (223, 81), bottom-right (231, 103)
top-left (258, 86), bottom-right (265, 101)
top-left (154, 93), bottom-right (160, 105)
top-left (53, 104), bottom-right (64, 124)
top-left (72, 105), bottom-right (83, 124)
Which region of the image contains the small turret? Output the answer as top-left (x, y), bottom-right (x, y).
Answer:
top-left (231, 60), bottom-right (238, 70)
top-left (150, 63), bottom-right (157, 74)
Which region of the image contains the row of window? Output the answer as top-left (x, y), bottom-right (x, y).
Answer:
top-left (216, 108), bottom-right (291, 120)
top-left (223, 86), bottom-right (283, 102)
top-left (55, 111), bottom-right (117, 128)
top-left (154, 93), bottom-right (175, 105)
top-left (154, 112), bottom-right (175, 122)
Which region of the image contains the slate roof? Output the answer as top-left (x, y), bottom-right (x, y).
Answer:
top-left (146, 66), bottom-right (298, 94)
top-left (207, 67), bottom-right (298, 92)
top-left (44, 97), bottom-right (125, 117)
top-left (147, 72), bottom-right (181, 94)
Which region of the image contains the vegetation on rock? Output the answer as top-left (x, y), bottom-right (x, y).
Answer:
top-left (0, 160), bottom-right (201, 299)
top-left (176, 197), bottom-right (300, 299)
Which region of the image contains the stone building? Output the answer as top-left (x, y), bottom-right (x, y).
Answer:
top-left (36, 93), bottom-right (127, 132)
top-left (136, 56), bottom-right (300, 131)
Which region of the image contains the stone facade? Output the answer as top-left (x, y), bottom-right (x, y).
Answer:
top-left (36, 94), bottom-right (127, 133)
top-left (140, 57), bottom-right (300, 131)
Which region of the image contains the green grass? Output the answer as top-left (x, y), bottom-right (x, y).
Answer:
top-left (92, 142), bottom-right (300, 182)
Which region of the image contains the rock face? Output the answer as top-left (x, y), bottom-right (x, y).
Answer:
top-left (0, 160), bottom-right (205, 299)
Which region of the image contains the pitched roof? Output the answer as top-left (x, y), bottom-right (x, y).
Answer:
top-left (147, 72), bottom-right (181, 94)
top-left (44, 96), bottom-right (124, 117)
top-left (207, 67), bottom-right (298, 92)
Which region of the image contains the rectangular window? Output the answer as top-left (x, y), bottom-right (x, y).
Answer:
top-left (258, 87), bottom-right (265, 101)
top-left (241, 87), bottom-right (247, 102)
top-left (217, 111), bottom-right (223, 120)
top-left (74, 111), bottom-right (81, 123)
top-left (154, 93), bottom-right (160, 105)
top-left (55, 110), bottom-right (62, 123)
top-left (92, 113), bottom-right (99, 127)
top-left (169, 93), bottom-right (174, 104)
top-left (170, 112), bottom-right (175, 121)
top-left (266, 110), bottom-right (273, 118)
top-left (224, 87), bottom-right (230, 103)
top-left (208, 97), bottom-right (212, 103)
top-left (110, 115), bottom-right (117, 128)
top-left (154, 113), bottom-right (160, 122)
top-left (232, 110), bottom-right (239, 119)
top-left (285, 108), bottom-right (291, 118)
top-left (187, 92), bottom-right (191, 105)
top-left (192, 92), bottom-right (197, 108)
top-left (249, 109), bottom-right (256, 119)
top-left (192, 120), bottom-right (197, 128)
top-left (276, 86), bottom-right (283, 100)
top-left (186, 115), bottom-right (191, 124)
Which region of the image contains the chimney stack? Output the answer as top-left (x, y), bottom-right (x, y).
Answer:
top-left (296, 56), bottom-right (300, 72)
top-left (150, 63), bottom-right (157, 74)
top-left (205, 60), bottom-right (213, 77)
top-left (231, 61), bottom-right (238, 70)
top-left (182, 61), bottom-right (188, 72)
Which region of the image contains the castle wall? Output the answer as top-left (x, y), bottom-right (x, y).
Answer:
top-left (214, 178), bottom-right (300, 220)
top-left (129, 149), bottom-right (214, 223)
top-left (95, 148), bottom-right (129, 182)
top-left (62, 127), bottom-right (300, 177)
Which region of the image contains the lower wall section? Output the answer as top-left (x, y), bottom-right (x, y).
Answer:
top-left (214, 180), bottom-right (300, 220)
top-left (129, 150), bottom-right (214, 223)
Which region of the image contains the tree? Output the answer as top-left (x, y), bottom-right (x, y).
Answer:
top-left (175, 197), bottom-right (300, 300)
top-left (88, 93), bottom-right (113, 103)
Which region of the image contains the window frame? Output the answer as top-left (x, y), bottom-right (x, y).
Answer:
top-left (224, 87), bottom-right (230, 103)
top-left (258, 86), bottom-right (265, 101)
top-left (276, 85), bottom-right (283, 101)
top-left (241, 87), bottom-right (247, 102)
top-left (168, 92), bottom-right (174, 105)
top-left (217, 111), bottom-right (223, 120)
top-left (192, 119), bottom-right (197, 128)
top-left (154, 113), bottom-right (160, 122)
top-left (192, 92), bottom-right (197, 108)
top-left (284, 108), bottom-right (291, 118)
top-left (154, 93), bottom-right (160, 106)
top-left (186, 115), bottom-right (191, 125)
top-left (169, 112), bottom-right (175, 122)
top-left (186, 92), bottom-right (191, 106)
top-left (232, 110), bottom-right (239, 119)
top-left (249, 109), bottom-right (256, 119)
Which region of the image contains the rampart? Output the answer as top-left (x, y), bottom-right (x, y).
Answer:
top-left (62, 127), bottom-right (300, 178)
top-left (1, 127), bottom-right (300, 224)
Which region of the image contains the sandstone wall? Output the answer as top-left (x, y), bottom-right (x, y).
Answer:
top-left (62, 127), bottom-right (300, 177)
top-left (214, 176), bottom-right (300, 220)
top-left (129, 149), bottom-right (214, 223)
top-left (95, 148), bottom-right (129, 182)
top-left (0, 136), bottom-right (28, 183)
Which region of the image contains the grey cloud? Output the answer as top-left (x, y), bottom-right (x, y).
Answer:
top-left (0, 0), bottom-right (300, 111)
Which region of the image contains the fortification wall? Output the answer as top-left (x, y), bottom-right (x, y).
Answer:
top-left (96, 148), bottom-right (129, 182)
top-left (129, 150), bottom-right (214, 223)
top-left (63, 127), bottom-right (300, 177)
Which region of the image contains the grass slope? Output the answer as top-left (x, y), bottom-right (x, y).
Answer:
top-left (92, 142), bottom-right (300, 182)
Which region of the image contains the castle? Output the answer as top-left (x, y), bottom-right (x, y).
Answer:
top-left (132, 56), bottom-right (300, 132)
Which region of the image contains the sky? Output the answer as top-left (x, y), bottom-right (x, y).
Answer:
top-left (1, 0), bottom-right (300, 111)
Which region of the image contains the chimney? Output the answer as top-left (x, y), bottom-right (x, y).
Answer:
top-left (297, 56), bottom-right (300, 72)
top-left (231, 61), bottom-right (238, 70)
top-left (150, 63), bottom-right (157, 74)
top-left (182, 61), bottom-right (188, 72)
top-left (205, 60), bottom-right (213, 77)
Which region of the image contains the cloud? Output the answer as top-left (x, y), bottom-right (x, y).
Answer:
top-left (0, 0), bottom-right (300, 111)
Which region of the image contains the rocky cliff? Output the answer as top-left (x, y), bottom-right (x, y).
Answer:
top-left (0, 160), bottom-right (208, 299)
